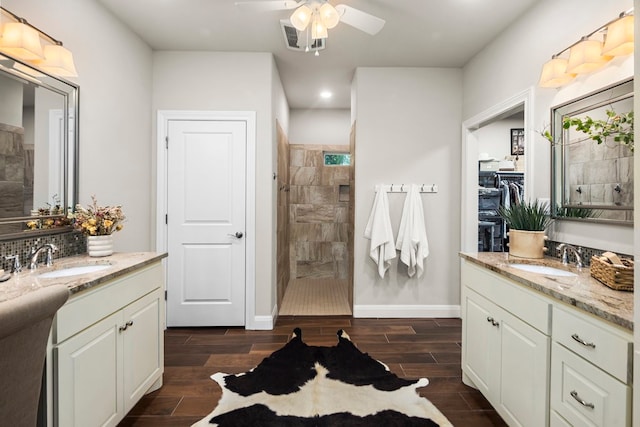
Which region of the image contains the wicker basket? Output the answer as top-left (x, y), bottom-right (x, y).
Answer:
top-left (590, 255), bottom-right (634, 291)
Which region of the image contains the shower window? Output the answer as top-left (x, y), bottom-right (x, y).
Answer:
top-left (324, 152), bottom-right (351, 166)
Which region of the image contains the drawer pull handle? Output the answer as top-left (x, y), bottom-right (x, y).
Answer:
top-left (571, 334), bottom-right (596, 348)
top-left (486, 316), bottom-right (499, 327)
top-left (570, 390), bottom-right (595, 409)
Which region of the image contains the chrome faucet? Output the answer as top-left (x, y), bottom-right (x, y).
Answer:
top-left (29, 243), bottom-right (58, 270)
top-left (557, 243), bottom-right (583, 269)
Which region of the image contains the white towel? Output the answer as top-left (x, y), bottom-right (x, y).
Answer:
top-left (364, 189), bottom-right (396, 278)
top-left (396, 184), bottom-right (429, 277)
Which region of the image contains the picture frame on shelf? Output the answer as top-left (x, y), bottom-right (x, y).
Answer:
top-left (511, 128), bottom-right (525, 155)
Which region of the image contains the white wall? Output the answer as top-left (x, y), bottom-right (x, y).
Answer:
top-left (152, 51), bottom-right (287, 323)
top-left (4, 0), bottom-right (154, 252)
top-left (289, 109), bottom-right (351, 145)
top-left (476, 117), bottom-right (524, 163)
top-left (0, 76), bottom-right (22, 127)
top-left (353, 67), bottom-right (463, 317)
top-left (463, 0), bottom-right (634, 255)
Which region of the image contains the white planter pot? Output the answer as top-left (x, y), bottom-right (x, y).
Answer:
top-left (87, 235), bottom-right (114, 257)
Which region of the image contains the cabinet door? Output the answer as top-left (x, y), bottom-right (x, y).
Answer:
top-left (463, 289), bottom-right (501, 398)
top-left (55, 312), bottom-right (123, 427)
top-left (122, 290), bottom-right (162, 413)
top-left (497, 309), bottom-right (550, 427)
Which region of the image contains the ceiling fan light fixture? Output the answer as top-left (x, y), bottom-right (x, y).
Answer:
top-left (319, 3), bottom-right (340, 29)
top-left (311, 17), bottom-right (328, 39)
top-left (290, 5), bottom-right (312, 31)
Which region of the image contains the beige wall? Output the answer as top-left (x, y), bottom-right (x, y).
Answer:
top-left (3, 0), bottom-right (154, 253)
top-left (352, 67), bottom-right (463, 316)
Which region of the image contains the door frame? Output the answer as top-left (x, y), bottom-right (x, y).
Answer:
top-left (156, 110), bottom-right (256, 328)
top-left (460, 88), bottom-right (534, 253)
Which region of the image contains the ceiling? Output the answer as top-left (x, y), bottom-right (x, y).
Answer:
top-left (97, 0), bottom-right (539, 109)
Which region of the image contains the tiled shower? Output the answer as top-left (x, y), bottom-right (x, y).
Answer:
top-left (276, 122), bottom-right (355, 313)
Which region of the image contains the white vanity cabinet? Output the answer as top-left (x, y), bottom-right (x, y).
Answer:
top-left (461, 257), bottom-right (634, 427)
top-left (50, 262), bottom-right (164, 427)
top-left (462, 261), bottom-right (551, 427)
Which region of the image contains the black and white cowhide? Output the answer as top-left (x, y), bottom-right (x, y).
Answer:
top-left (193, 328), bottom-right (452, 427)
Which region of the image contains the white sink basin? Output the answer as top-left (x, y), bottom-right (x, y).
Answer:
top-left (509, 263), bottom-right (577, 277)
top-left (38, 264), bottom-right (111, 279)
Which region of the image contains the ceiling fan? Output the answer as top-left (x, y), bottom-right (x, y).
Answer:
top-left (235, 0), bottom-right (385, 38)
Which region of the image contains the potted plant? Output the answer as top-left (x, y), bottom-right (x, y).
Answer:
top-left (73, 196), bottom-right (126, 257)
top-left (498, 199), bottom-right (552, 259)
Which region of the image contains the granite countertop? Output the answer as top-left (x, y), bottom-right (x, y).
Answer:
top-left (0, 252), bottom-right (167, 303)
top-left (460, 252), bottom-right (633, 331)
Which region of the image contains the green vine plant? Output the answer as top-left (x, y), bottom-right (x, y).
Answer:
top-left (563, 109), bottom-right (634, 152)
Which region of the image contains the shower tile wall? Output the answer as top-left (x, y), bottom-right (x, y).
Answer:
top-left (276, 121), bottom-right (290, 308)
top-left (0, 123), bottom-right (26, 235)
top-left (567, 140), bottom-right (634, 222)
top-left (289, 144), bottom-right (350, 280)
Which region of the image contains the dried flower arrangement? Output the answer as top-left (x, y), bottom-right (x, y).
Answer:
top-left (73, 196), bottom-right (125, 236)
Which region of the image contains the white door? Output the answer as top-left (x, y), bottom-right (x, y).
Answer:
top-left (166, 119), bottom-right (246, 326)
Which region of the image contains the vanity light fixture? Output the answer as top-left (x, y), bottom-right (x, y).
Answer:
top-left (0, 19), bottom-right (43, 61)
top-left (0, 7), bottom-right (78, 77)
top-left (566, 38), bottom-right (612, 74)
top-left (538, 9), bottom-right (633, 88)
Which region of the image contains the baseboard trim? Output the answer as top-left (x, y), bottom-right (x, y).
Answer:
top-left (247, 305), bottom-right (278, 330)
top-left (353, 304), bottom-right (461, 318)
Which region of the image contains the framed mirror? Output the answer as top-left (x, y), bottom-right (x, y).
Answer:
top-left (551, 78), bottom-right (633, 225)
top-left (0, 54), bottom-right (78, 238)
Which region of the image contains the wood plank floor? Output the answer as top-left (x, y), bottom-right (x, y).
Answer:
top-left (118, 317), bottom-right (507, 426)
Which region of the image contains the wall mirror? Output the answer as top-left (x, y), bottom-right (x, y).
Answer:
top-left (0, 53), bottom-right (78, 238)
top-left (551, 78), bottom-right (633, 225)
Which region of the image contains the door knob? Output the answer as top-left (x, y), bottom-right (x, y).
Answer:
top-left (228, 232), bottom-right (244, 239)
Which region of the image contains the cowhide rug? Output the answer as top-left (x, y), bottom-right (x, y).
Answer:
top-left (193, 328), bottom-right (453, 427)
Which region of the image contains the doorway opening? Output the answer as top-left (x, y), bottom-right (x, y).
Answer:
top-left (461, 88), bottom-right (534, 253)
top-left (276, 121), bottom-right (354, 316)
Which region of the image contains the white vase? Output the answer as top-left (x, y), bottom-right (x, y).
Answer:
top-left (87, 235), bottom-right (114, 257)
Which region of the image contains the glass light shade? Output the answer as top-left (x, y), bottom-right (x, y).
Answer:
top-left (38, 44), bottom-right (78, 77)
top-left (0, 22), bottom-right (44, 61)
top-left (566, 39), bottom-right (612, 74)
top-left (319, 3), bottom-right (339, 29)
top-left (602, 15), bottom-right (634, 57)
top-left (538, 57), bottom-right (576, 88)
top-left (311, 18), bottom-right (328, 39)
top-left (290, 5), bottom-right (312, 31)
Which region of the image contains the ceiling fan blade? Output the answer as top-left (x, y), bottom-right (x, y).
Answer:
top-left (335, 4), bottom-right (385, 35)
top-left (234, 1), bottom-right (302, 12)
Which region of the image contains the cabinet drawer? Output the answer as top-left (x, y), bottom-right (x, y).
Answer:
top-left (462, 261), bottom-right (551, 334)
top-left (552, 306), bottom-right (632, 384)
top-left (551, 343), bottom-right (630, 427)
top-left (53, 263), bottom-right (163, 344)
top-left (550, 411), bottom-right (572, 427)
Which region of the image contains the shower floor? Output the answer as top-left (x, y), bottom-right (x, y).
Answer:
top-left (279, 278), bottom-right (352, 316)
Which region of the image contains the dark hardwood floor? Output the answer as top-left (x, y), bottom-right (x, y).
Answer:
top-left (118, 316), bottom-right (507, 426)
